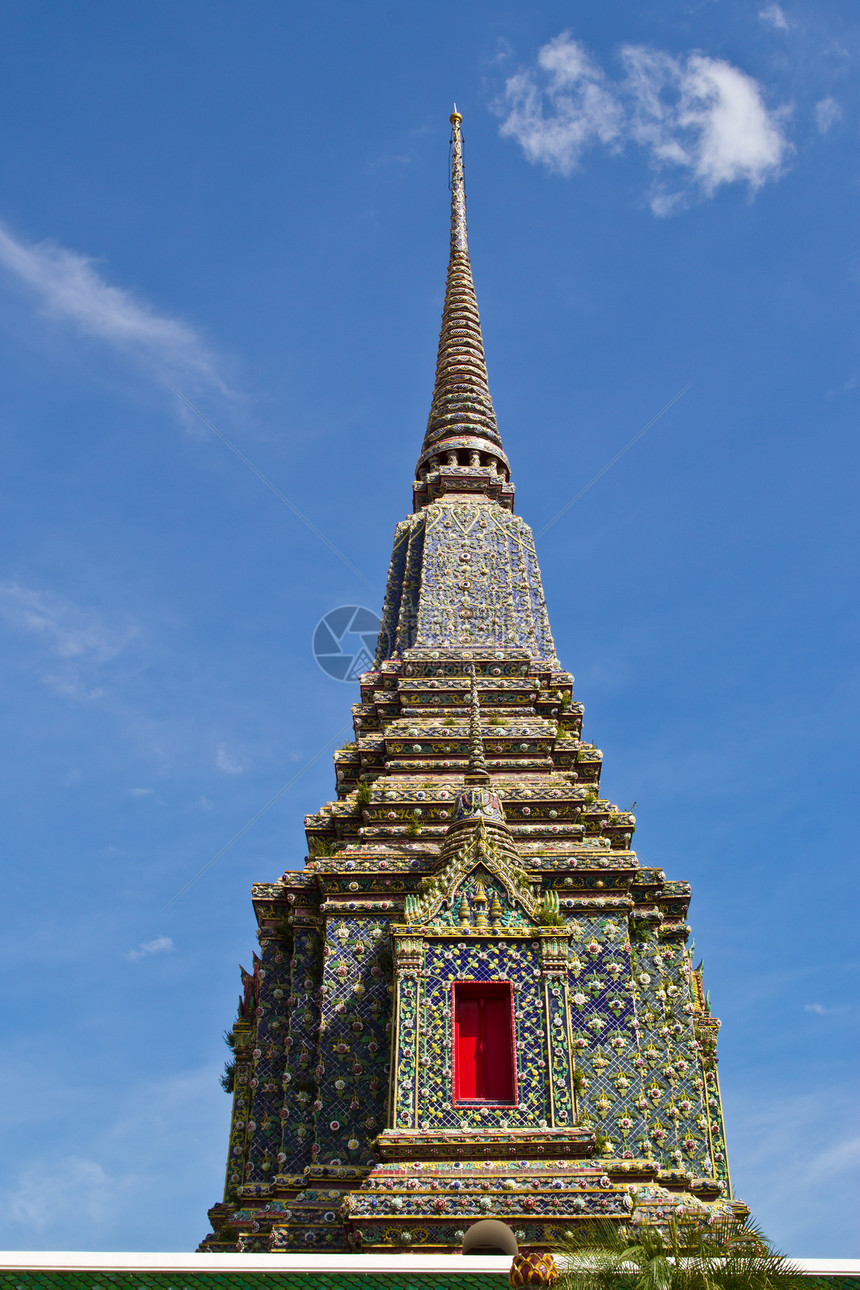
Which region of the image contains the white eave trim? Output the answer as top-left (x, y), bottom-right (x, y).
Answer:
top-left (0, 1252), bottom-right (856, 1275)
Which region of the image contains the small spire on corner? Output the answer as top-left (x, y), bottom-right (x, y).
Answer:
top-left (464, 664), bottom-right (490, 785)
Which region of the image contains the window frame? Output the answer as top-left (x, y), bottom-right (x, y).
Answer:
top-left (450, 979), bottom-right (518, 1108)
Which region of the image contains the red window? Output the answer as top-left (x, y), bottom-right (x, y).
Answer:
top-left (453, 981), bottom-right (516, 1104)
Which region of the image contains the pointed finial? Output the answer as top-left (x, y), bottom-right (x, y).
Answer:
top-left (449, 106), bottom-right (467, 253)
top-left (464, 664), bottom-right (490, 784)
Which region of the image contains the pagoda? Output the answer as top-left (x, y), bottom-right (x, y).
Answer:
top-left (201, 111), bottom-right (744, 1256)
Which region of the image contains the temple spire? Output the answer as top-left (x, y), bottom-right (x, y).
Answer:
top-left (414, 109), bottom-right (511, 491)
top-left (464, 665), bottom-right (490, 785)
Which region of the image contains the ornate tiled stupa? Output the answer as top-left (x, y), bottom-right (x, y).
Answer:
top-left (201, 111), bottom-right (744, 1256)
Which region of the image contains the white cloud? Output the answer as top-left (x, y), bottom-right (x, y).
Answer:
top-left (130, 787), bottom-right (153, 798)
top-left (672, 54), bottom-right (788, 195)
top-left (0, 221), bottom-right (225, 390)
top-left (814, 96), bottom-right (842, 134)
top-left (759, 4), bottom-right (790, 30)
top-left (804, 1001), bottom-right (849, 1016)
top-left (499, 33), bottom-right (623, 176)
top-left (215, 741), bottom-right (245, 774)
top-left (497, 32), bottom-right (790, 214)
top-left (126, 935), bottom-right (174, 962)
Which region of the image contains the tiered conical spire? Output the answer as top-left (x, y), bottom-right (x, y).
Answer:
top-left (380, 108), bottom-right (551, 659)
top-left (416, 109), bottom-right (508, 480)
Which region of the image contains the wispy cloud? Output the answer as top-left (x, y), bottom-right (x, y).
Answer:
top-left (0, 1062), bottom-right (225, 1249)
top-left (0, 582), bottom-right (136, 662)
top-left (814, 96), bottom-right (842, 135)
top-left (0, 221), bottom-right (226, 391)
top-left (126, 935), bottom-right (174, 962)
top-left (729, 1081), bottom-right (860, 1251)
top-left (8, 1156), bottom-right (123, 1230)
top-left (496, 32), bottom-right (790, 215)
top-left (804, 1001), bottom-right (850, 1016)
top-left (215, 741), bottom-right (245, 774)
top-left (759, 4), bottom-right (791, 30)
top-left (0, 581), bottom-right (138, 700)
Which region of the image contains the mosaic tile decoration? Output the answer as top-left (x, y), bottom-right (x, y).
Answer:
top-left (200, 112), bottom-right (743, 1256)
top-left (376, 501), bottom-right (557, 664)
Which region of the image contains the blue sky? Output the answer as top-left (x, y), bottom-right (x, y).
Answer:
top-left (0, 0), bottom-right (857, 1257)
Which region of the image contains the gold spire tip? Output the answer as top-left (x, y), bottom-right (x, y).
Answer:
top-left (450, 104), bottom-right (462, 124)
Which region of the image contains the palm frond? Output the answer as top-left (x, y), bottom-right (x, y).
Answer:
top-left (552, 1211), bottom-right (804, 1290)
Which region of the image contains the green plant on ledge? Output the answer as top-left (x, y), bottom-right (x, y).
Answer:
top-left (537, 888), bottom-right (566, 928)
top-left (356, 781), bottom-right (372, 808)
top-left (308, 837), bottom-right (338, 858)
top-left (271, 916), bottom-right (294, 952)
top-left (220, 1031), bottom-right (237, 1093)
